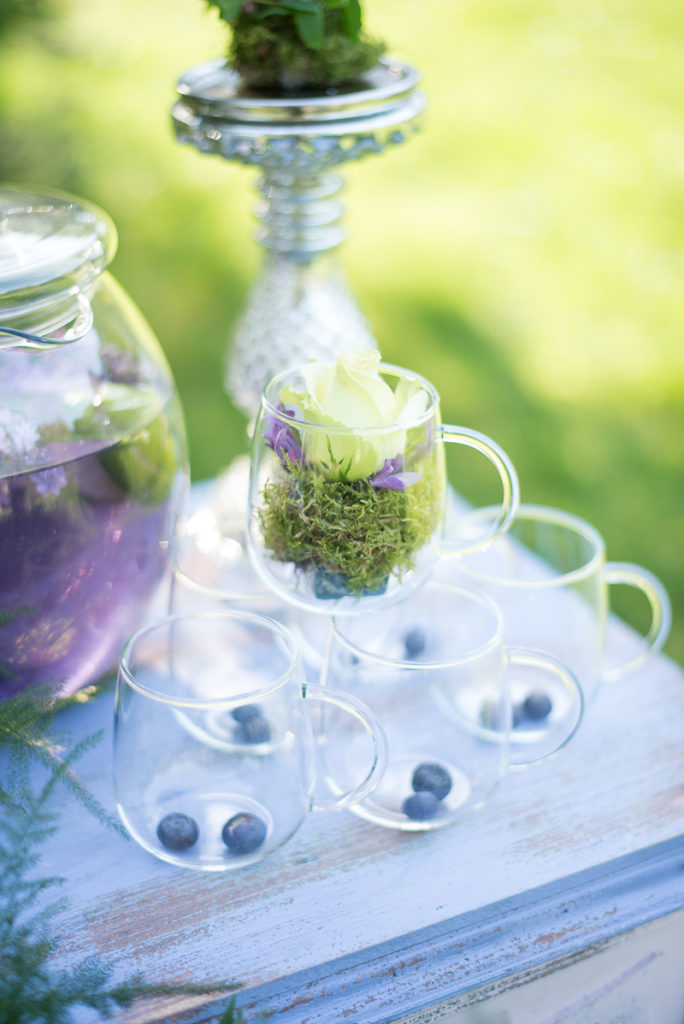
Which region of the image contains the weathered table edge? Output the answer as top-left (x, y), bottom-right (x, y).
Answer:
top-left (165, 833), bottom-right (684, 1023)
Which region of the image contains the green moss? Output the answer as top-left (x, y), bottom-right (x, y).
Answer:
top-left (257, 452), bottom-right (443, 595)
top-left (74, 387), bottom-right (184, 505)
top-left (229, 13), bottom-right (385, 89)
top-left (98, 410), bottom-right (181, 505)
top-left (206, 1), bottom-right (386, 90)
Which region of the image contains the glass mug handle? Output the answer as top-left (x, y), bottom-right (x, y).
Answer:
top-left (304, 686), bottom-right (388, 811)
top-left (505, 647), bottom-right (584, 768)
top-left (602, 562), bottom-right (672, 682)
top-left (438, 425), bottom-right (520, 555)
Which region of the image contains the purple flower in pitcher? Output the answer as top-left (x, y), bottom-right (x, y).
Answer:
top-left (31, 465), bottom-right (68, 497)
top-left (370, 454), bottom-right (420, 491)
top-left (264, 405), bottom-right (303, 469)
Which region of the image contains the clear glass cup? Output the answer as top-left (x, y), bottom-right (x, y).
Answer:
top-left (322, 581), bottom-right (583, 832)
top-left (170, 501), bottom-right (332, 671)
top-left (171, 505), bottom-right (283, 616)
top-left (441, 504), bottom-right (672, 704)
top-left (247, 362), bottom-right (519, 614)
top-left (114, 611), bottom-right (386, 870)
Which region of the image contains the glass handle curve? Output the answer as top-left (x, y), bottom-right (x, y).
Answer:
top-left (438, 424), bottom-right (520, 555)
top-left (506, 647), bottom-right (584, 768)
top-left (602, 562), bottom-right (672, 682)
top-left (305, 686), bottom-right (388, 812)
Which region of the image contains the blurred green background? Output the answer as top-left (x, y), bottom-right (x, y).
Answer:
top-left (1, 0), bottom-right (682, 664)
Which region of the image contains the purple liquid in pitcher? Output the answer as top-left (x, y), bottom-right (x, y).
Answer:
top-left (0, 418), bottom-right (183, 698)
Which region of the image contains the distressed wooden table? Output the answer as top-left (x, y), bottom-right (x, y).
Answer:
top-left (25, 465), bottom-right (684, 1023)
top-left (33, 594), bottom-right (684, 1023)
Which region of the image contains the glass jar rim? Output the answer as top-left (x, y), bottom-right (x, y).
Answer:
top-left (261, 360), bottom-right (440, 433)
top-left (0, 185), bottom-right (116, 340)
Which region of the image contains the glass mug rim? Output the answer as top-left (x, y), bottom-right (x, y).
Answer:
top-left (332, 582), bottom-right (506, 669)
top-left (118, 610), bottom-right (302, 710)
top-left (172, 539), bottom-right (267, 605)
top-left (455, 503), bottom-right (606, 588)
top-left (261, 360), bottom-right (439, 433)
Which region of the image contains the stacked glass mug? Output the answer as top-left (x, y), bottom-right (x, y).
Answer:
top-left (113, 348), bottom-right (671, 868)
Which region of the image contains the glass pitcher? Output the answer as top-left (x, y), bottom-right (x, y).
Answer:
top-left (0, 186), bottom-right (188, 698)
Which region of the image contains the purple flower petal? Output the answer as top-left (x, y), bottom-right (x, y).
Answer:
top-left (31, 466), bottom-right (68, 497)
top-left (264, 405), bottom-right (303, 469)
top-left (370, 455), bottom-right (420, 491)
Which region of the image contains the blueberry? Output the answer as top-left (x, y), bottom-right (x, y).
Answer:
top-left (232, 704), bottom-right (262, 724)
top-left (403, 628), bottom-right (426, 660)
top-left (221, 812), bottom-right (268, 855)
top-left (156, 812), bottom-right (199, 852)
top-left (522, 691), bottom-right (553, 721)
top-left (232, 704), bottom-right (271, 743)
top-left (411, 762), bottom-right (452, 801)
top-left (239, 715), bottom-right (271, 744)
top-left (402, 791), bottom-right (439, 821)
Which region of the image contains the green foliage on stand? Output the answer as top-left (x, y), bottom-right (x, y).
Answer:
top-left (206, 0), bottom-right (385, 87)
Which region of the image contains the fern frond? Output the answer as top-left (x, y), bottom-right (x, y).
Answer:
top-left (0, 684), bottom-right (238, 1022)
top-left (0, 683), bottom-right (125, 836)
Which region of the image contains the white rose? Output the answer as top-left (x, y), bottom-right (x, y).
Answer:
top-left (280, 349), bottom-right (427, 480)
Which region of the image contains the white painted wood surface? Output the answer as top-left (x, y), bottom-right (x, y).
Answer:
top-left (13, 473), bottom-right (682, 1022)
top-left (31, 614), bottom-right (684, 1023)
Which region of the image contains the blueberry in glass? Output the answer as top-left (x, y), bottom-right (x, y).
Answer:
top-left (522, 691), bottom-right (553, 721)
top-left (156, 812), bottom-right (199, 852)
top-left (222, 812), bottom-right (268, 855)
top-left (231, 704), bottom-right (263, 724)
top-left (240, 715), bottom-right (271, 744)
top-left (412, 761), bottom-right (452, 801)
top-left (232, 704), bottom-right (271, 743)
top-left (402, 791), bottom-right (439, 821)
top-left (403, 628), bottom-right (426, 660)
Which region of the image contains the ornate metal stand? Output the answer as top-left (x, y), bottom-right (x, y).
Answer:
top-left (172, 56), bottom-right (426, 417)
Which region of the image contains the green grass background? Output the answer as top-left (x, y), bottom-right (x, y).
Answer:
top-left (1, 0), bottom-right (682, 663)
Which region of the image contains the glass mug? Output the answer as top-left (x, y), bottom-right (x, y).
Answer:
top-left (114, 611), bottom-right (387, 870)
top-left (322, 581), bottom-right (584, 832)
top-left (171, 504), bottom-right (284, 616)
top-left (170, 507), bottom-right (332, 671)
top-left (442, 504), bottom-right (672, 704)
top-left (247, 361), bottom-right (520, 614)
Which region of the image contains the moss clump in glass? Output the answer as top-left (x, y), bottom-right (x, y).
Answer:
top-left (205, 0), bottom-right (386, 90)
top-left (258, 452), bottom-right (442, 597)
top-left (253, 351), bottom-right (446, 600)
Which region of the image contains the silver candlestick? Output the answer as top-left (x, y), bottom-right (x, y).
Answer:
top-left (172, 56), bottom-right (426, 417)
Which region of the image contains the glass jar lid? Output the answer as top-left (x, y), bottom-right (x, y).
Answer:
top-left (0, 186), bottom-right (117, 346)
